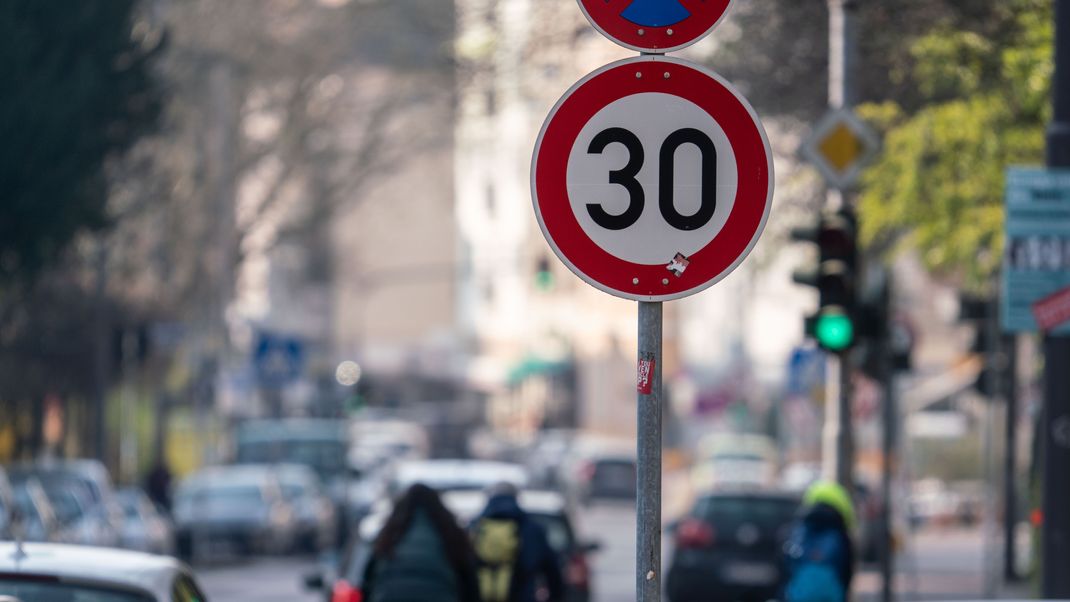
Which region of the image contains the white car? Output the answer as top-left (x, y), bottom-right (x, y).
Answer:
top-left (388, 459), bottom-right (529, 497)
top-left (0, 542), bottom-right (207, 601)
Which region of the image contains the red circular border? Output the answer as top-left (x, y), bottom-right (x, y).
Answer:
top-left (532, 57), bottom-right (772, 301)
top-left (578, 0), bottom-right (733, 53)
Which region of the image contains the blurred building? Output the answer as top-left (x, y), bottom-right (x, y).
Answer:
top-left (454, 0), bottom-right (651, 437)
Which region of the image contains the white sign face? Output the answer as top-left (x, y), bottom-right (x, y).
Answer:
top-left (565, 93), bottom-right (740, 265)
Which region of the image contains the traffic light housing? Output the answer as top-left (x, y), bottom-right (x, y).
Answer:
top-left (535, 256), bottom-right (554, 291)
top-left (792, 207), bottom-right (859, 353)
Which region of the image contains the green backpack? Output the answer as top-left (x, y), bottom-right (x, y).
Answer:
top-left (474, 518), bottom-right (520, 602)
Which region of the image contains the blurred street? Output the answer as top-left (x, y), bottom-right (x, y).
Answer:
top-left (4, 0), bottom-right (1070, 601)
top-left (199, 558), bottom-right (321, 602)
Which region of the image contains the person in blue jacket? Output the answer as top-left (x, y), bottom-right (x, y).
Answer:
top-left (783, 481), bottom-right (856, 602)
top-left (471, 483), bottom-right (564, 602)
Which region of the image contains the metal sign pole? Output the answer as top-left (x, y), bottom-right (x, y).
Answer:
top-left (637, 301), bottom-right (663, 601)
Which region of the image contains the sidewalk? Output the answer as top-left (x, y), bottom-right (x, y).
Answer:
top-left (853, 526), bottom-right (1035, 601)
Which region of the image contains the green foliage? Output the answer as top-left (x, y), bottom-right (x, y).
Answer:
top-left (0, 0), bottom-right (160, 285)
top-left (858, 0), bottom-right (1052, 291)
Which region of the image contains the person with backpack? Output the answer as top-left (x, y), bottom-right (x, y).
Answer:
top-left (362, 483), bottom-right (481, 602)
top-left (471, 482), bottom-right (565, 602)
top-left (783, 481), bottom-right (856, 602)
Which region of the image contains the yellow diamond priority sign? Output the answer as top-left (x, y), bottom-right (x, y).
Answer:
top-left (801, 108), bottom-right (880, 190)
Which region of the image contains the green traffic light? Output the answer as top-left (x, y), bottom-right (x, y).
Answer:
top-left (536, 270), bottom-right (554, 291)
top-left (815, 309), bottom-right (854, 351)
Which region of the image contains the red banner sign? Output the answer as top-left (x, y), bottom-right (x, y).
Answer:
top-left (1032, 285), bottom-right (1070, 331)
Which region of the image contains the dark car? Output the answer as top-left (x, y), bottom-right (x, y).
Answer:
top-left (666, 490), bottom-right (800, 602)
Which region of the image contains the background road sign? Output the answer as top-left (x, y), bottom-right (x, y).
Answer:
top-left (1002, 167), bottom-right (1070, 333)
top-left (254, 331), bottom-right (304, 388)
top-left (799, 108), bottom-right (880, 190)
top-left (577, 0), bottom-right (733, 54)
top-left (531, 56), bottom-right (773, 302)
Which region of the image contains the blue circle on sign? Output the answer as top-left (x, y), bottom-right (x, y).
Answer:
top-left (621, 0), bottom-right (690, 27)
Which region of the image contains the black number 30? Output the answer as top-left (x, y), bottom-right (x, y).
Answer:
top-left (585, 127), bottom-right (718, 231)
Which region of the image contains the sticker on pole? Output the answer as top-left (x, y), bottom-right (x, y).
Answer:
top-left (637, 356), bottom-right (656, 394)
top-left (577, 0), bottom-right (734, 54)
top-left (531, 56), bottom-right (774, 302)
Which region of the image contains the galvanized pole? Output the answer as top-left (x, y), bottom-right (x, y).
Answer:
top-left (637, 301), bottom-right (663, 602)
top-left (823, 0), bottom-right (858, 491)
top-left (1002, 335), bottom-right (1020, 582)
top-left (1043, 1), bottom-right (1070, 596)
top-left (982, 294), bottom-right (1002, 598)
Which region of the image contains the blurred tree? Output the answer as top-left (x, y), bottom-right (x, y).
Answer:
top-left (712, 0), bottom-right (1051, 290)
top-left (0, 0), bottom-right (161, 287)
top-left (857, 0), bottom-right (1052, 290)
top-left (709, 0), bottom-right (1008, 121)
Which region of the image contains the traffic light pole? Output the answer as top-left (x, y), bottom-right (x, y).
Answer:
top-left (1043, 2), bottom-right (1070, 596)
top-left (823, 0), bottom-right (858, 493)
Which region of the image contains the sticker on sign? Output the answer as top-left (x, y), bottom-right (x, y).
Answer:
top-left (531, 56), bottom-right (773, 302)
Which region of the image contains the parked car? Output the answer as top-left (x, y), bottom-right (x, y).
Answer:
top-left (666, 490), bottom-right (801, 602)
top-left (7, 460), bottom-right (124, 547)
top-left (0, 468), bottom-right (13, 540)
top-left (387, 459), bottom-right (529, 497)
top-left (691, 434), bottom-right (778, 492)
top-left (525, 429), bottom-right (577, 488)
top-left (117, 488), bottom-right (174, 555)
top-left (234, 418), bottom-right (351, 541)
top-left (564, 450), bottom-right (637, 503)
top-left (276, 464), bottom-right (337, 553)
top-left (173, 465), bottom-right (296, 559)
top-left (306, 488), bottom-right (600, 602)
top-left (0, 541), bottom-right (208, 601)
top-left (10, 477), bottom-right (62, 543)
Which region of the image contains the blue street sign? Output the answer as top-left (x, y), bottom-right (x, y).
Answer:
top-left (1002, 167), bottom-right (1070, 333)
top-left (254, 332), bottom-right (304, 387)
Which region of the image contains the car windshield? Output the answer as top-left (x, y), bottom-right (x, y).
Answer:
top-left (530, 513), bottom-right (573, 554)
top-left (35, 473), bottom-right (101, 505)
top-left (195, 485), bottom-right (265, 508)
top-left (236, 439), bottom-right (346, 478)
top-left (42, 488), bottom-right (88, 524)
top-left (592, 460), bottom-right (635, 488)
top-left (118, 497), bottom-right (141, 520)
top-left (0, 579), bottom-right (154, 602)
top-left (280, 483), bottom-right (307, 500)
top-left (693, 496), bottom-right (799, 530)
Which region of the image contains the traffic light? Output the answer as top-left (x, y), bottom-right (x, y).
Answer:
top-left (792, 207), bottom-right (859, 353)
top-left (535, 255), bottom-right (554, 291)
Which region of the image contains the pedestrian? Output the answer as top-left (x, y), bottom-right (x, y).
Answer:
top-left (144, 460), bottom-right (173, 514)
top-left (361, 483), bottom-right (481, 602)
top-left (471, 482), bottom-right (564, 602)
top-left (783, 480), bottom-right (856, 602)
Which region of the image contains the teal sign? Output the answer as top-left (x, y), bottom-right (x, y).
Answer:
top-left (1002, 167), bottom-right (1070, 333)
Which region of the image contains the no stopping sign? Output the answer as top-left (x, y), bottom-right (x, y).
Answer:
top-left (531, 56), bottom-right (773, 302)
top-left (577, 0), bottom-right (734, 53)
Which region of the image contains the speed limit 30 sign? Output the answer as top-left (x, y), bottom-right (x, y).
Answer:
top-left (531, 56), bottom-right (774, 302)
